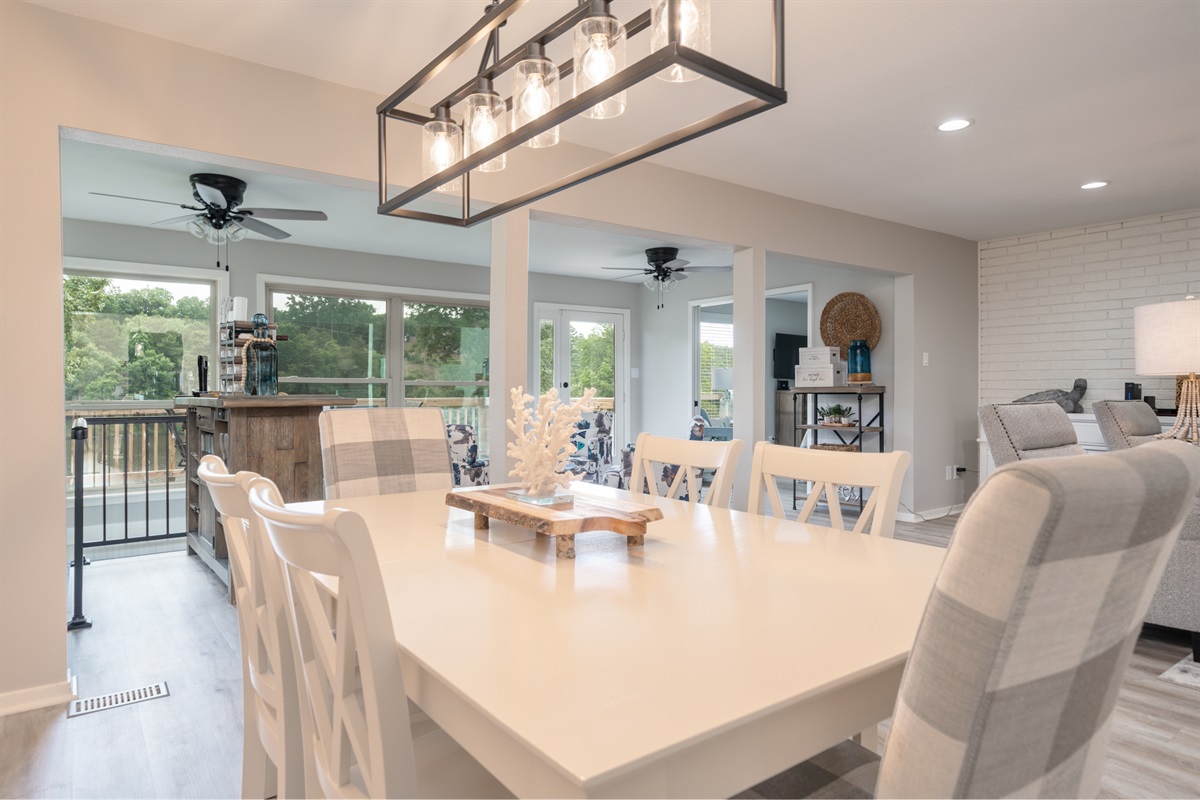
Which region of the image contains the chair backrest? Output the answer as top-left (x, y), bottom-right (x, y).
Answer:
top-left (627, 432), bottom-right (744, 508)
top-left (878, 440), bottom-right (1200, 799)
top-left (197, 455), bottom-right (303, 796)
top-left (747, 442), bottom-right (911, 537)
top-left (249, 476), bottom-right (416, 799)
top-left (319, 407), bottom-right (453, 499)
top-left (979, 402), bottom-right (1085, 467)
top-left (1092, 400), bottom-right (1162, 451)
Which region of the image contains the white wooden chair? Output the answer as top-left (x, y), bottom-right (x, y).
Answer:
top-left (747, 442), bottom-right (911, 538)
top-left (197, 455), bottom-right (305, 799)
top-left (628, 432), bottom-right (745, 508)
top-left (247, 475), bottom-right (510, 799)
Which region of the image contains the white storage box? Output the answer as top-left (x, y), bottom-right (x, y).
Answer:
top-left (797, 347), bottom-right (840, 366)
top-left (795, 362), bottom-right (846, 387)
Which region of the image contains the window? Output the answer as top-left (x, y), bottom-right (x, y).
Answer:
top-left (698, 316), bottom-right (734, 421)
top-left (63, 271), bottom-right (216, 403)
top-left (268, 287), bottom-right (489, 451)
top-left (271, 291), bottom-right (389, 406)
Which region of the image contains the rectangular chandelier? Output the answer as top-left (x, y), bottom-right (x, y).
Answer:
top-left (376, 0), bottom-right (786, 227)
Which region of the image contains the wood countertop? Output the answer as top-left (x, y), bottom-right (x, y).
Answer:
top-left (174, 394), bottom-right (357, 409)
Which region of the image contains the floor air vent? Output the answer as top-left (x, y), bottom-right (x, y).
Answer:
top-left (68, 681), bottom-right (169, 718)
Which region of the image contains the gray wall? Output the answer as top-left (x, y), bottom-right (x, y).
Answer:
top-left (764, 297), bottom-right (808, 442)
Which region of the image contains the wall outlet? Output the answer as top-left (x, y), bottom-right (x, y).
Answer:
top-left (946, 464), bottom-right (963, 480)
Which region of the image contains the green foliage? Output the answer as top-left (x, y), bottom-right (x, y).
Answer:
top-left (569, 324), bottom-right (615, 398)
top-left (274, 293), bottom-right (386, 381)
top-left (539, 321), bottom-right (554, 394)
top-left (63, 276), bottom-right (110, 346)
top-left (62, 275), bottom-right (211, 402)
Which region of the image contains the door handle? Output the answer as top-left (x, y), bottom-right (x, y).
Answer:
top-left (561, 382), bottom-right (569, 388)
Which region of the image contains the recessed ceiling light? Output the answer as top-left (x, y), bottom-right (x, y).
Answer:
top-left (1081, 181), bottom-right (1110, 190)
top-left (937, 118), bottom-right (973, 132)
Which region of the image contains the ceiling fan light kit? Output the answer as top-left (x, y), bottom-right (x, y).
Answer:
top-left (90, 171), bottom-right (329, 256)
top-left (376, 0), bottom-right (786, 227)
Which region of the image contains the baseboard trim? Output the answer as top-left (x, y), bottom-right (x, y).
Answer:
top-left (0, 671), bottom-right (77, 717)
top-left (896, 503), bottom-right (967, 524)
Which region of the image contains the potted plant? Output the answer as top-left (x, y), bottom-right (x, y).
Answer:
top-left (817, 403), bottom-right (855, 425)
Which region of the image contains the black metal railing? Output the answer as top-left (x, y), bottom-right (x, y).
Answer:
top-left (66, 412), bottom-right (188, 549)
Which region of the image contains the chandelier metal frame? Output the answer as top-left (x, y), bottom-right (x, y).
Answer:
top-left (376, 0), bottom-right (786, 227)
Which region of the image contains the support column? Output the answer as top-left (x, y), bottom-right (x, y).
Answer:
top-left (488, 208), bottom-right (530, 483)
top-left (731, 246), bottom-right (767, 511)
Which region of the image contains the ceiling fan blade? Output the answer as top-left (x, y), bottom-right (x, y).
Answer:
top-left (90, 191), bottom-right (193, 208)
top-left (661, 258), bottom-right (689, 270)
top-left (152, 213), bottom-right (201, 226)
top-left (238, 208), bottom-right (328, 221)
top-left (672, 272), bottom-right (690, 281)
top-left (235, 215), bottom-right (291, 240)
top-left (601, 266), bottom-right (652, 271)
top-left (194, 182), bottom-right (227, 208)
top-left (676, 265), bottom-right (732, 272)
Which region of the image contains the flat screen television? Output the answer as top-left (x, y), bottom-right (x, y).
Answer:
top-left (772, 333), bottom-right (809, 380)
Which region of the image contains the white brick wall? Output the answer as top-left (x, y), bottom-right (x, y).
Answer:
top-left (979, 209), bottom-right (1200, 410)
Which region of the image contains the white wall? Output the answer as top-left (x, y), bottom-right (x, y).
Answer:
top-left (979, 209), bottom-right (1200, 409)
top-left (0, 1), bottom-right (976, 706)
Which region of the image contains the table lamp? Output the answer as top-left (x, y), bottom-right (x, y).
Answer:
top-left (712, 368), bottom-right (734, 423)
top-left (1134, 295), bottom-right (1199, 443)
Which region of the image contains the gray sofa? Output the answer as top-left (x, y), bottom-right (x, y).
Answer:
top-left (1093, 401), bottom-right (1199, 656)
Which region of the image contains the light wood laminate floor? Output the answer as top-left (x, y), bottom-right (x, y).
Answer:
top-left (1, 517), bottom-right (1196, 799)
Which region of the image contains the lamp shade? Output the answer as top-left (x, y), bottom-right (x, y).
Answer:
top-left (712, 368), bottom-right (734, 391)
top-left (1134, 297), bottom-right (1200, 376)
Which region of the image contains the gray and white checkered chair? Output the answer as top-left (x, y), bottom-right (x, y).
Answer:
top-left (979, 401), bottom-right (1085, 466)
top-left (318, 408), bottom-right (454, 500)
top-left (744, 440), bottom-right (1200, 799)
top-left (1094, 400), bottom-right (1200, 659)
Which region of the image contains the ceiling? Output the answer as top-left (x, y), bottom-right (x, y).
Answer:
top-left (37, 0), bottom-right (1200, 243)
top-left (59, 136), bottom-right (732, 279)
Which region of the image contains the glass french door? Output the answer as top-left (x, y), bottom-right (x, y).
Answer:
top-left (536, 305), bottom-right (627, 451)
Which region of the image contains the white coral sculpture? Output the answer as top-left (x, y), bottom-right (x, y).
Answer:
top-left (506, 386), bottom-right (597, 496)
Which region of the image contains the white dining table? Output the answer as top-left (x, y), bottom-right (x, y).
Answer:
top-left (289, 482), bottom-right (946, 799)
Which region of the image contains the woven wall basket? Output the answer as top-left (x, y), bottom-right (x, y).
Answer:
top-left (819, 292), bottom-right (881, 359)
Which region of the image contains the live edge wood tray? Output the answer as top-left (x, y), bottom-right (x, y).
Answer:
top-left (444, 486), bottom-right (664, 559)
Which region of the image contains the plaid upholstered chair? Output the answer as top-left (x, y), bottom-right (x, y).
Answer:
top-left (1093, 400), bottom-right (1199, 659)
top-left (744, 440), bottom-right (1200, 799)
top-left (979, 401), bottom-right (1085, 466)
top-left (318, 408), bottom-right (454, 500)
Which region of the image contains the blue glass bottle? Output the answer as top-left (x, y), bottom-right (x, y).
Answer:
top-left (245, 313), bottom-right (278, 396)
top-left (848, 339), bottom-right (871, 384)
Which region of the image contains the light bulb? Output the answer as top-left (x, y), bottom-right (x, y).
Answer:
top-left (430, 131), bottom-right (454, 171)
top-left (227, 223), bottom-right (247, 242)
top-left (470, 105), bottom-right (499, 148)
top-left (582, 33), bottom-right (617, 84)
top-left (520, 74), bottom-right (552, 119)
top-left (186, 219), bottom-right (206, 238)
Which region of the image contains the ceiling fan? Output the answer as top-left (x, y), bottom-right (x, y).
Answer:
top-left (91, 173), bottom-right (328, 244)
top-left (602, 247), bottom-right (733, 309)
